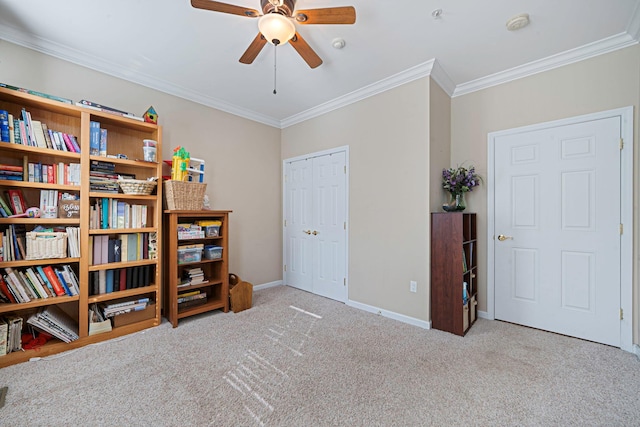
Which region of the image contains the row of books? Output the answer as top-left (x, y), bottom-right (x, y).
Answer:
top-left (0, 189), bottom-right (26, 216)
top-left (89, 121), bottom-right (107, 156)
top-left (89, 159), bottom-right (135, 193)
top-left (0, 225), bottom-right (80, 262)
top-left (90, 232), bottom-right (157, 266)
top-left (90, 198), bottom-right (148, 230)
top-left (101, 297), bottom-right (150, 318)
top-left (27, 162), bottom-right (81, 186)
top-left (89, 265), bottom-right (154, 295)
top-left (0, 264), bottom-right (79, 303)
top-left (0, 316), bottom-right (23, 355)
top-left (0, 108), bottom-right (81, 152)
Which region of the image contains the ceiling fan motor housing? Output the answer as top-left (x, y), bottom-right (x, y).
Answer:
top-left (262, 0), bottom-right (296, 16)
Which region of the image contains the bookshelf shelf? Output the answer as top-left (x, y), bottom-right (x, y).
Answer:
top-left (0, 86), bottom-right (163, 367)
top-left (164, 210), bottom-right (231, 327)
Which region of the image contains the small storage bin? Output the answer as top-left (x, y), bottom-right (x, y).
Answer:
top-left (178, 247), bottom-right (202, 264)
top-left (204, 245), bottom-right (222, 260)
top-left (204, 225), bottom-right (220, 237)
top-left (26, 232), bottom-right (68, 260)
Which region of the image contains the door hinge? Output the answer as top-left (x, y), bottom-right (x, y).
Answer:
top-left (620, 308), bottom-right (623, 320)
top-left (284, 219), bottom-right (287, 227)
top-left (284, 265), bottom-right (287, 272)
top-left (619, 138), bottom-right (624, 150)
top-left (343, 278), bottom-right (346, 286)
top-left (344, 165), bottom-right (346, 174)
top-left (344, 222), bottom-right (346, 230)
top-left (620, 224), bottom-right (623, 235)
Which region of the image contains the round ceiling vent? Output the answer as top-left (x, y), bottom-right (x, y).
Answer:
top-left (506, 13), bottom-right (530, 31)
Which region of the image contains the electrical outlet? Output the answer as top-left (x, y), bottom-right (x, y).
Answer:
top-left (410, 281), bottom-right (417, 293)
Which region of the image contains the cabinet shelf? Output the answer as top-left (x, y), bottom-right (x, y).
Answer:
top-left (164, 210), bottom-right (231, 327)
top-left (0, 86), bottom-right (163, 368)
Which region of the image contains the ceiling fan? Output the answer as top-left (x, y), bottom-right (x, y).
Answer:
top-left (191, 0), bottom-right (356, 68)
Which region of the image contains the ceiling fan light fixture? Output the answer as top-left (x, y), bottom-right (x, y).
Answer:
top-left (258, 13), bottom-right (296, 45)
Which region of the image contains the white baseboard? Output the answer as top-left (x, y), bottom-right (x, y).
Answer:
top-left (346, 299), bottom-right (431, 330)
top-left (477, 310), bottom-right (491, 320)
top-left (253, 280), bottom-right (283, 291)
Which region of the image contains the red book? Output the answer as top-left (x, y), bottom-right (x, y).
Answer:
top-left (47, 164), bottom-right (54, 184)
top-left (0, 164), bottom-right (23, 172)
top-left (119, 268), bottom-right (126, 291)
top-left (42, 265), bottom-right (67, 296)
top-left (0, 275), bottom-right (17, 303)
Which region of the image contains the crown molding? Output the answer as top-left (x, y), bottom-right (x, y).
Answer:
top-left (281, 60), bottom-right (435, 128)
top-left (429, 60), bottom-right (456, 97)
top-left (0, 26), bottom-right (281, 128)
top-left (453, 32), bottom-right (639, 97)
top-left (628, 0), bottom-right (640, 41)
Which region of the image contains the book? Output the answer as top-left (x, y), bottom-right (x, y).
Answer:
top-left (89, 121), bottom-right (100, 155)
top-left (0, 109), bottom-right (9, 142)
top-left (76, 100), bottom-right (144, 121)
top-left (7, 316), bottom-right (23, 352)
top-left (42, 265), bottom-right (67, 296)
top-left (54, 268), bottom-right (73, 296)
top-left (119, 268), bottom-right (127, 291)
top-left (0, 193), bottom-right (13, 216)
top-left (30, 120), bottom-right (48, 148)
top-left (36, 266), bottom-right (58, 297)
top-left (99, 128), bottom-right (108, 156)
top-left (0, 275), bottom-right (17, 303)
top-left (105, 269), bottom-right (114, 293)
top-left (0, 83), bottom-right (73, 104)
top-left (7, 189), bottom-right (26, 214)
top-left (0, 318), bottom-right (8, 356)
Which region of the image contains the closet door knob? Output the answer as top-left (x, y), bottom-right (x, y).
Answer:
top-left (303, 230), bottom-right (311, 235)
top-left (312, 230), bottom-right (318, 235)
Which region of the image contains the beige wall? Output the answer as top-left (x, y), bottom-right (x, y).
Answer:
top-left (0, 40), bottom-right (283, 286)
top-left (282, 78), bottom-right (431, 321)
top-left (429, 80), bottom-right (451, 212)
top-left (451, 45), bottom-right (640, 342)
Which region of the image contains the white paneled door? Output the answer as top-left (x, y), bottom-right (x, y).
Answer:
top-left (493, 116), bottom-right (622, 346)
top-left (284, 149), bottom-right (347, 302)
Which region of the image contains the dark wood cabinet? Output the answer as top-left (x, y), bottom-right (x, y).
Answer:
top-left (431, 212), bottom-right (478, 336)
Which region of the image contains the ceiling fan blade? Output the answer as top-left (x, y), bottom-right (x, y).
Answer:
top-left (191, 0), bottom-right (259, 17)
top-left (293, 6), bottom-right (356, 25)
top-left (239, 33), bottom-right (267, 64)
top-left (290, 32), bottom-right (323, 69)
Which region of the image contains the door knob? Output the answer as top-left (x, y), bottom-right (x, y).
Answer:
top-left (497, 234), bottom-right (513, 241)
top-left (312, 230), bottom-right (318, 235)
top-left (303, 230), bottom-right (311, 235)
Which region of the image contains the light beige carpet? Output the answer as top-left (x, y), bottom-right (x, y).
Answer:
top-left (1, 285), bottom-right (639, 426)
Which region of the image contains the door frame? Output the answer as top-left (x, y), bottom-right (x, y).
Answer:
top-left (487, 107), bottom-right (634, 352)
top-left (282, 145), bottom-right (350, 300)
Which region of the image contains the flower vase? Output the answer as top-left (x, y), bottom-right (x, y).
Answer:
top-left (442, 192), bottom-right (466, 212)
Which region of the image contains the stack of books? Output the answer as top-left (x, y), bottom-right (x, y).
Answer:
top-left (89, 160), bottom-right (119, 193)
top-left (101, 297), bottom-right (150, 318)
top-left (180, 267), bottom-right (207, 287)
top-left (26, 305), bottom-right (79, 343)
top-left (177, 290), bottom-right (207, 310)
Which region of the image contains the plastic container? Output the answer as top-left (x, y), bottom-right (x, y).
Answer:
top-left (178, 247), bottom-right (202, 264)
top-left (143, 139), bottom-right (157, 162)
top-left (204, 245), bottom-right (222, 260)
top-left (204, 225), bottom-right (220, 237)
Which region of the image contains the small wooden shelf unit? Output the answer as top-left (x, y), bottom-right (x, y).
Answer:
top-left (163, 210), bottom-right (231, 327)
top-left (431, 212), bottom-right (478, 336)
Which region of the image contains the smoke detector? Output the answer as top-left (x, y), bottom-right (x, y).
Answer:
top-left (506, 13), bottom-right (530, 31)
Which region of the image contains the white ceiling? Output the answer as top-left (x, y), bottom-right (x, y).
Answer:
top-left (1, 0), bottom-right (639, 128)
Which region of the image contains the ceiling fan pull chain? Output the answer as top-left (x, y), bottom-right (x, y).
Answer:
top-left (273, 43), bottom-right (278, 95)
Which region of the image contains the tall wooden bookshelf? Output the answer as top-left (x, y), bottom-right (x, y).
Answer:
top-left (0, 87), bottom-right (163, 367)
top-left (163, 210), bottom-right (230, 327)
top-left (431, 212), bottom-right (478, 336)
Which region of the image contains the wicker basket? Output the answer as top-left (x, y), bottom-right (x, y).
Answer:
top-left (26, 232), bottom-right (68, 260)
top-left (164, 180), bottom-right (207, 210)
top-left (118, 179), bottom-right (157, 195)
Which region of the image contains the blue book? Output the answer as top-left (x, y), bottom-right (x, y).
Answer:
top-left (54, 268), bottom-right (72, 296)
top-left (0, 109), bottom-right (9, 142)
top-left (99, 128), bottom-right (108, 157)
top-left (105, 269), bottom-right (114, 293)
top-left (69, 135), bottom-right (81, 153)
top-left (35, 266), bottom-right (56, 296)
top-left (89, 121), bottom-right (100, 156)
top-left (102, 198), bottom-right (109, 229)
